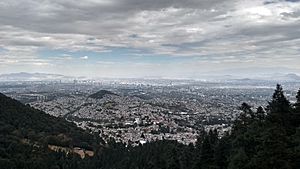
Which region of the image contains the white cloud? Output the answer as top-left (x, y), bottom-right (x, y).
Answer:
top-left (80, 56), bottom-right (89, 60)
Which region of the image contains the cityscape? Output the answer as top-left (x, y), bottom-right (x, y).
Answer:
top-left (1, 76), bottom-right (299, 146)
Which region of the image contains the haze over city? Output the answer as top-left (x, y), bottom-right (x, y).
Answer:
top-left (0, 0), bottom-right (300, 78)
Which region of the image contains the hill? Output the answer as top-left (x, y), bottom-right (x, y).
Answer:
top-left (0, 93), bottom-right (103, 168)
top-left (89, 90), bottom-right (118, 99)
top-left (0, 72), bottom-right (78, 81)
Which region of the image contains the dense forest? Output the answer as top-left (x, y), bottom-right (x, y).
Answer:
top-left (0, 84), bottom-right (299, 169)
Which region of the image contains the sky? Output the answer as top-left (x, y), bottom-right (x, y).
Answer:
top-left (0, 0), bottom-right (300, 78)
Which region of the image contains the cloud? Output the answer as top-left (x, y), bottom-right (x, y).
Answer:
top-left (0, 0), bottom-right (299, 76)
top-left (80, 56), bottom-right (89, 60)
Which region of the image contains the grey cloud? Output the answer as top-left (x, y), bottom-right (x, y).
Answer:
top-left (0, 0), bottom-right (232, 34)
top-left (285, 0), bottom-right (300, 2)
top-left (0, 0), bottom-right (300, 76)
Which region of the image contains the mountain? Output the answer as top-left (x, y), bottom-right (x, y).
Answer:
top-left (281, 73), bottom-right (300, 81)
top-left (198, 67), bottom-right (300, 82)
top-left (207, 66), bottom-right (300, 75)
top-left (0, 72), bottom-right (80, 81)
top-left (89, 90), bottom-right (118, 99)
top-left (0, 92), bottom-right (103, 167)
top-left (203, 67), bottom-right (300, 78)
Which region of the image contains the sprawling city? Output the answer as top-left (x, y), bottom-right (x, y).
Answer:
top-left (1, 77), bottom-right (299, 146)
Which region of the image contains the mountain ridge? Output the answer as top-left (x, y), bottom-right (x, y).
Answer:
top-left (0, 72), bottom-right (85, 81)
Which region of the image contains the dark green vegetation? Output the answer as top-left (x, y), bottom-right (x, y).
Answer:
top-left (89, 90), bottom-right (118, 99)
top-left (1, 84), bottom-right (300, 169)
top-left (0, 93), bottom-right (103, 168)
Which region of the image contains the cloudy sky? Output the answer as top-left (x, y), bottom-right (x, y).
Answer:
top-left (0, 0), bottom-right (300, 78)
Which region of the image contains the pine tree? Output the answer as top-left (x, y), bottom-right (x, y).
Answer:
top-left (255, 106), bottom-right (265, 121)
top-left (240, 102), bottom-right (254, 118)
top-left (268, 84), bottom-right (290, 112)
top-left (292, 89), bottom-right (300, 127)
top-left (295, 89), bottom-right (300, 111)
top-left (200, 130), bottom-right (218, 169)
top-left (232, 103), bottom-right (254, 135)
top-left (214, 135), bottom-right (230, 169)
top-left (228, 148), bottom-right (249, 169)
top-left (267, 84), bottom-right (291, 126)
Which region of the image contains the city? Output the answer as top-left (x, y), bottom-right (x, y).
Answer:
top-left (1, 78), bottom-right (299, 146)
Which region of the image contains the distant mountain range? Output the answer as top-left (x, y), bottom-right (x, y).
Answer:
top-left (204, 67), bottom-right (300, 76)
top-left (198, 73), bottom-right (300, 82)
top-left (268, 73), bottom-right (300, 81)
top-left (0, 72), bottom-right (84, 81)
top-left (198, 67), bottom-right (300, 82)
top-left (1, 69), bottom-right (300, 82)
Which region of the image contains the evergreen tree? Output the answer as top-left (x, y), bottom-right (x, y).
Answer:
top-left (268, 84), bottom-right (290, 112)
top-left (293, 89), bottom-right (300, 127)
top-left (198, 130), bottom-right (218, 169)
top-left (296, 89), bottom-right (300, 108)
top-left (214, 134), bottom-right (230, 169)
top-left (255, 106), bottom-right (265, 121)
top-left (240, 103), bottom-right (254, 119)
top-left (250, 127), bottom-right (292, 169)
top-left (228, 148), bottom-right (249, 169)
top-left (267, 84), bottom-right (291, 126)
top-left (232, 103), bottom-right (254, 136)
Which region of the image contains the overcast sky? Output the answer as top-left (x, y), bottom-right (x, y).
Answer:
top-left (0, 0), bottom-right (300, 78)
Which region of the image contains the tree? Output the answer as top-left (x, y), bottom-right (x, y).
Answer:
top-left (267, 84), bottom-right (291, 126)
top-left (232, 103), bottom-right (254, 135)
top-left (200, 130), bottom-right (218, 169)
top-left (228, 148), bottom-right (249, 169)
top-left (255, 106), bottom-right (265, 121)
top-left (268, 84), bottom-right (290, 112)
top-left (214, 134), bottom-right (230, 169)
top-left (292, 88), bottom-right (300, 127)
top-left (240, 103), bottom-right (254, 119)
top-left (293, 88), bottom-right (300, 113)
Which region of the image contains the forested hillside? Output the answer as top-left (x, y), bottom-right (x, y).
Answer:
top-left (0, 84), bottom-right (299, 169)
top-left (0, 93), bottom-right (103, 168)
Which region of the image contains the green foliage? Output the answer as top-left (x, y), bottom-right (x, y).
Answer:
top-left (293, 89), bottom-right (300, 127)
top-left (0, 93), bottom-right (102, 169)
top-left (267, 84), bottom-right (291, 125)
top-left (226, 85), bottom-right (300, 169)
